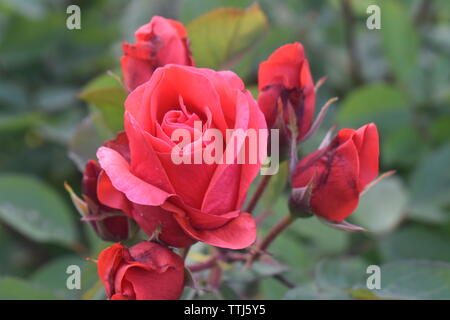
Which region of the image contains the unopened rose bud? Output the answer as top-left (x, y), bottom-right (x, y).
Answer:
top-left (97, 242), bottom-right (185, 300)
top-left (257, 43), bottom-right (316, 141)
top-left (80, 160), bottom-right (132, 242)
top-left (290, 123), bottom-right (379, 222)
top-left (121, 16), bottom-right (194, 92)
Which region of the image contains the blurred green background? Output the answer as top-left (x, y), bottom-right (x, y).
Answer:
top-left (0, 0), bottom-right (449, 299)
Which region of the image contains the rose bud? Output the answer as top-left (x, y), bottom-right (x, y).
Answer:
top-left (97, 242), bottom-right (185, 300)
top-left (258, 42), bottom-right (316, 141)
top-left (81, 160), bottom-right (132, 242)
top-left (121, 16), bottom-right (194, 92)
top-left (66, 133), bottom-right (133, 242)
top-left (290, 123), bottom-right (379, 222)
top-left (96, 65), bottom-right (266, 249)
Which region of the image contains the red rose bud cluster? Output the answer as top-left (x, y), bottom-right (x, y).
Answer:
top-left (67, 14), bottom-right (384, 300)
top-left (255, 42), bottom-right (380, 226)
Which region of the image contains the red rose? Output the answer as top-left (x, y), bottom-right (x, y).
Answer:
top-left (291, 123), bottom-right (379, 222)
top-left (121, 16), bottom-right (194, 92)
top-left (258, 43), bottom-right (315, 140)
top-left (97, 242), bottom-right (185, 300)
top-left (96, 64), bottom-right (266, 249)
top-left (81, 158), bottom-right (131, 242)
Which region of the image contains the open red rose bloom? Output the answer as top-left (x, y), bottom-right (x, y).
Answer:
top-left (96, 65), bottom-right (266, 249)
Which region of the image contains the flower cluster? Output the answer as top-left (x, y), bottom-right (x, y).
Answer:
top-left (69, 15), bottom-right (381, 300)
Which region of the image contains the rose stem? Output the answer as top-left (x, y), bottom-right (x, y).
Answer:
top-left (273, 274), bottom-right (297, 289)
top-left (245, 175), bottom-right (272, 213)
top-left (188, 256), bottom-right (218, 272)
top-left (208, 264), bottom-right (223, 291)
top-left (188, 252), bottom-right (246, 273)
top-left (255, 208), bottom-right (274, 226)
top-left (245, 214), bottom-right (295, 268)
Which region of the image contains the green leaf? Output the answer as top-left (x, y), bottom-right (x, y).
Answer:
top-left (350, 176), bottom-right (408, 234)
top-left (180, 0), bottom-right (254, 22)
top-left (266, 230), bottom-right (314, 284)
top-left (380, 226), bottom-right (450, 262)
top-left (0, 174), bottom-right (77, 247)
top-left (82, 279), bottom-right (105, 300)
top-left (0, 277), bottom-right (59, 300)
top-left (68, 113), bottom-right (113, 171)
top-left (31, 255), bottom-right (87, 299)
top-left (80, 73), bottom-right (126, 108)
top-left (283, 283), bottom-right (317, 300)
top-left (79, 73), bottom-right (126, 132)
top-left (409, 144), bottom-right (450, 223)
top-left (35, 87), bottom-right (77, 112)
top-left (431, 116), bottom-right (450, 146)
top-left (223, 261), bottom-right (288, 285)
top-left (337, 84), bottom-right (410, 133)
top-left (252, 261), bottom-right (289, 278)
top-left (259, 277), bottom-right (289, 299)
top-left (383, 126), bottom-right (425, 168)
top-left (284, 283), bottom-right (351, 300)
top-left (31, 254), bottom-right (102, 300)
top-left (187, 3), bottom-right (268, 69)
top-left (292, 216), bottom-right (349, 255)
top-left (380, 1), bottom-right (419, 90)
top-left (374, 261), bottom-right (450, 300)
top-left (0, 225), bottom-right (30, 276)
top-left (0, 113), bottom-right (42, 132)
top-left (222, 255), bottom-right (293, 298)
top-left (313, 258), bottom-right (450, 300)
top-left (315, 258), bottom-right (368, 291)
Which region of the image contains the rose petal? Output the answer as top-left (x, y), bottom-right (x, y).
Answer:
top-left (353, 123), bottom-right (379, 190)
top-left (122, 266), bottom-right (184, 300)
top-left (125, 111), bottom-right (174, 193)
top-left (309, 138), bottom-right (361, 222)
top-left (200, 91), bottom-right (251, 214)
top-left (97, 146), bottom-right (172, 206)
top-left (97, 170), bottom-right (130, 213)
top-left (157, 150), bottom-right (216, 209)
top-left (131, 204), bottom-right (194, 248)
top-left (151, 65), bottom-right (228, 133)
top-left (97, 243), bottom-right (127, 298)
top-left (173, 212), bottom-right (256, 249)
top-left (258, 43), bottom-right (306, 90)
